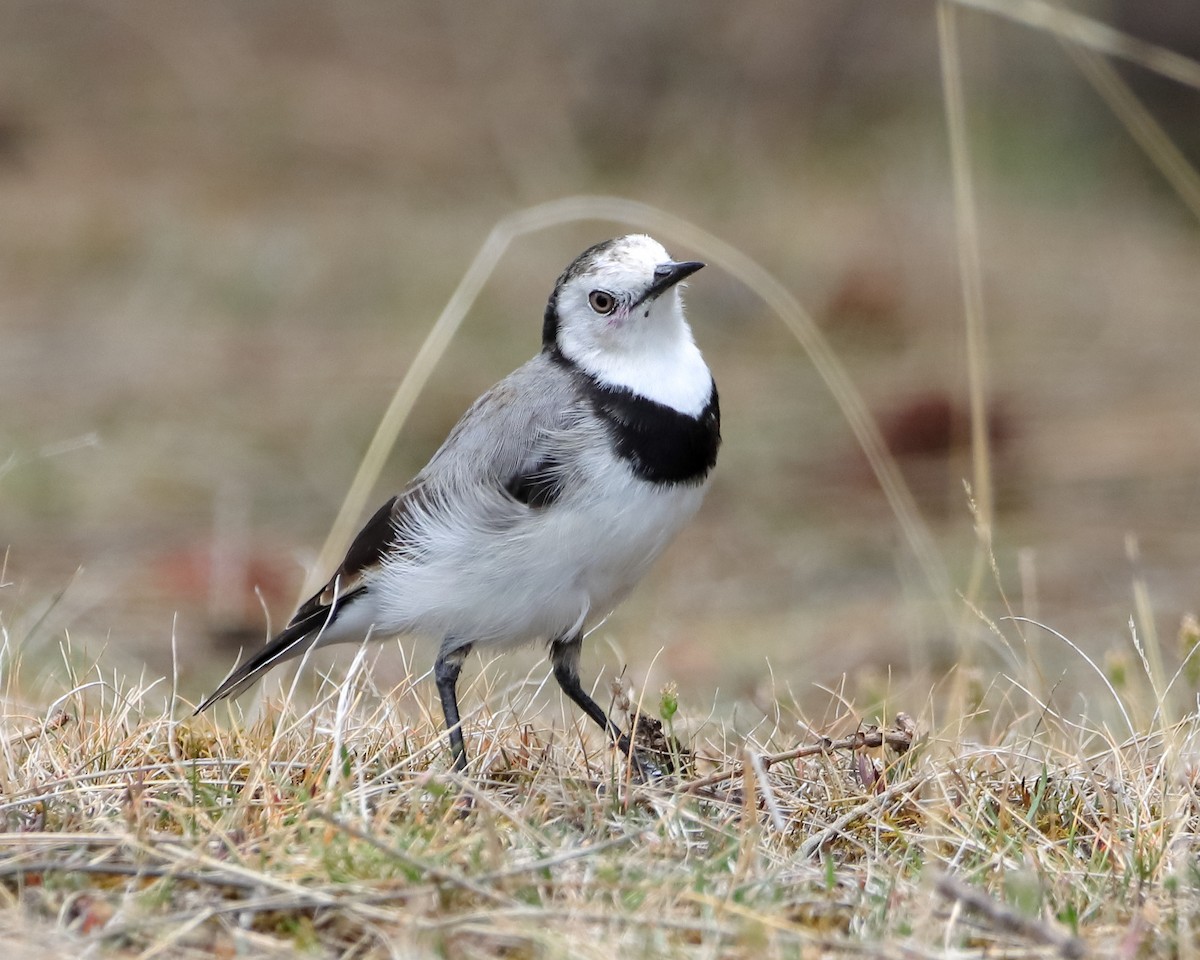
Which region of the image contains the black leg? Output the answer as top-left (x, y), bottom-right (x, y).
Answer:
top-left (434, 643), bottom-right (472, 772)
top-left (549, 634), bottom-right (641, 765)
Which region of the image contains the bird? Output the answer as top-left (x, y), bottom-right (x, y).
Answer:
top-left (195, 234), bottom-right (720, 775)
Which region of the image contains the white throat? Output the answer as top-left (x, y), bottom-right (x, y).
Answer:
top-left (589, 338), bottom-right (712, 414)
top-left (562, 307), bottom-right (713, 416)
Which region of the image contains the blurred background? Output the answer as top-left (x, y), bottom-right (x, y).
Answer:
top-left (3, 0), bottom-right (1199, 720)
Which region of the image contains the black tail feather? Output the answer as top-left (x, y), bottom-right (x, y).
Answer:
top-left (193, 604), bottom-right (335, 714)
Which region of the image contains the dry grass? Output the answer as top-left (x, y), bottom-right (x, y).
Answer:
top-left (2, 603), bottom-right (1200, 958)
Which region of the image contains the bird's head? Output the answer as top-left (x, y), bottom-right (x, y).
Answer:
top-left (544, 234), bottom-right (704, 365)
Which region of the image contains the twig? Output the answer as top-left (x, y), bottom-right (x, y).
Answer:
top-left (0, 759), bottom-right (312, 815)
top-left (95, 885), bottom-right (434, 942)
top-left (0, 859), bottom-right (264, 891)
top-left (6, 710), bottom-right (71, 746)
top-left (950, 0), bottom-right (1200, 92)
top-left (747, 751), bottom-right (787, 832)
top-left (415, 904), bottom-right (736, 938)
top-left (682, 720), bottom-right (917, 794)
top-left (473, 832), bottom-right (636, 884)
top-left (934, 871), bottom-right (1087, 959)
top-left (0, 832), bottom-right (186, 850)
top-left (797, 775), bottom-right (925, 859)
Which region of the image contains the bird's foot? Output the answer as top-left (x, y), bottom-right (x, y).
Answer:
top-left (628, 749), bottom-right (665, 784)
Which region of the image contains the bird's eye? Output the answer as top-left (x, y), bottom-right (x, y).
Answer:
top-left (588, 290), bottom-right (616, 315)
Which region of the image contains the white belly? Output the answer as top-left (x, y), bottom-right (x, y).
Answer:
top-left (371, 467), bottom-right (708, 648)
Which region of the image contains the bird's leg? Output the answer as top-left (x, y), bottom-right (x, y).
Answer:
top-left (434, 643), bottom-right (472, 772)
top-left (549, 633), bottom-right (660, 780)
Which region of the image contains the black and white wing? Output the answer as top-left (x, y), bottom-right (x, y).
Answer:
top-left (195, 355), bottom-right (582, 711)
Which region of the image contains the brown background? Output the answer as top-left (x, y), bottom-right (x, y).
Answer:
top-left (3, 1), bottom-right (1199, 722)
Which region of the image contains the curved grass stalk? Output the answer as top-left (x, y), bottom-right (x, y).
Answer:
top-left (307, 197), bottom-right (953, 619)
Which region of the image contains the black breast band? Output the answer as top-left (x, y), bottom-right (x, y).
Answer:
top-left (586, 379), bottom-right (720, 484)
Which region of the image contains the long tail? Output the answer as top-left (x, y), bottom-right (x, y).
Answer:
top-left (193, 604), bottom-right (336, 713)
